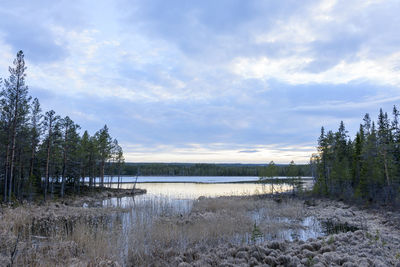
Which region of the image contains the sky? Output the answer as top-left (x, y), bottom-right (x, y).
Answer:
top-left (0, 0), bottom-right (399, 163)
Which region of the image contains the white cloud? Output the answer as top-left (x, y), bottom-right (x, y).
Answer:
top-left (254, 19), bottom-right (317, 45)
top-left (236, 0), bottom-right (400, 87)
top-left (1, 0), bottom-right (400, 163)
top-left (231, 52), bottom-right (400, 86)
top-left (71, 110), bottom-right (100, 122)
top-left (122, 143), bottom-right (315, 163)
top-left (0, 38), bottom-right (15, 78)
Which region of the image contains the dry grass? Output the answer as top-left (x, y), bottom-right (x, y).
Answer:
top-left (191, 196), bottom-right (255, 213)
top-left (0, 203), bottom-right (128, 266)
top-left (0, 195), bottom-right (308, 266)
top-left (67, 221), bottom-right (124, 263)
top-left (191, 196), bottom-right (305, 223)
top-left (126, 196), bottom-right (308, 265)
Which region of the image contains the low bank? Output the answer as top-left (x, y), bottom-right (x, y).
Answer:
top-left (1, 190), bottom-right (400, 266)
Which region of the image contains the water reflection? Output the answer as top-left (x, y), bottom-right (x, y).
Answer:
top-left (107, 181), bottom-right (313, 200)
top-left (99, 179), bottom-right (323, 259)
top-left (102, 182), bottom-right (308, 213)
top-left (102, 181), bottom-right (315, 220)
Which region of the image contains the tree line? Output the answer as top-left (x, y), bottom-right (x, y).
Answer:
top-left (259, 160), bottom-right (305, 179)
top-left (314, 107), bottom-right (400, 204)
top-left (0, 51), bottom-right (124, 203)
top-left (115, 162), bottom-right (311, 177)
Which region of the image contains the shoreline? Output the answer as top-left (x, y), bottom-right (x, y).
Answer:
top-left (1, 190), bottom-right (400, 266)
top-left (0, 186), bottom-right (147, 266)
top-left (64, 187), bottom-right (147, 207)
top-left (166, 196), bottom-right (400, 266)
top-left (0, 186), bottom-right (147, 208)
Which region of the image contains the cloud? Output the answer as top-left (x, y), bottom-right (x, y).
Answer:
top-left (239, 150), bottom-right (259, 153)
top-left (0, 0), bottom-right (399, 163)
top-left (0, 2), bottom-right (81, 63)
top-left (230, 52), bottom-right (400, 86)
top-left (226, 0), bottom-right (400, 86)
top-left (122, 143), bottom-right (316, 163)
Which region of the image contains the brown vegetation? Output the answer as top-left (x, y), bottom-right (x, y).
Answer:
top-left (0, 188), bottom-right (144, 266)
top-left (127, 196), bottom-right (315, 265)
top-left (1, 193), bottom-right (400, 266)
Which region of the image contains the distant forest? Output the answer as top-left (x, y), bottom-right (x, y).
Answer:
top-left (314, 107), bottom-right (400, 204)
top-left (105, 162), bottom-right (312, 177)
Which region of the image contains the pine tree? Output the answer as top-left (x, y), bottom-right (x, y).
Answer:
top-left (0, 51), bottom-right (124, 203)
top-left (43, 110), bottom-right (60, 201)
top-left (1, 51), bottom-right (31, 201)
top-left (95, 125), bottom-right (112, 188)
top-left (287, 160), bottom-right (298, 194)
top-left (27, 98), bottom-right (42, 199)
top-left (115, 141), bottom-right (124, 189)
top-left (79, 131), bottom-right (92, 188)
top-left (264, 161), bottom-right (278, 194)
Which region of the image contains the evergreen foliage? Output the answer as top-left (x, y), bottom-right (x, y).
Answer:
top-left (314, 108), bottom-right (400, 204)
top-left (0, 51), bottom-right (123, 202)
top-left (116, 162), bottom-right (311, 177)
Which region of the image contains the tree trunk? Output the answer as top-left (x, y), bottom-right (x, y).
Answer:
top-left (8, 72), bottom-right (21, 202)
top-left (28, 143), bottom-right (35, 200)
top-left (29, 144), bottom-right (35, 178)
top-left (51, 175), bottom-right (54, 198)
top-left (93, 161), bottom-right (97, 188)
top-left (9, 129), bottom-right (16, 202)
top-left (17, 150), bottom-right (23, 200)
top-left (108, 159), bottom-right (114, 188)
top-left (323, 157), bottom-right (328, 194)
top-left (3, 143), bottom-right (10, 202)
top-left (100, 159), bottom-right (105, 187)
top-left (117, 163), bottom-right (121, 189)
top-left (88, 154), bottom-right (93, 189)
top-left (44, 127), bottom-right (52, 201)
top-left (61, 132), bottom-right (68, 198)
top-left (79, 164), bottom-right (84, 194)
top-left (383, 151), bottom-right (390, 186)
top-left (28, 138), bottom-right (38, 198)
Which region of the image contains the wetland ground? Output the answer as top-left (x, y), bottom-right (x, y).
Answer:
top-left (1, 185), bottom-right (400, 266)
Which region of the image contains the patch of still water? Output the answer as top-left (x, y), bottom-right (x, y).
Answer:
top-left (100, 182), bottom-right (329, 244)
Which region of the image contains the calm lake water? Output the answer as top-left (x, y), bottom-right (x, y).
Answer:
top-left (102, 182), bottom-right (299, 215)
top-left (100, 176), bottom-right (314, 202)
top-left (95, 176), bottom-right (325, 259)
top-left (101, 176), bottom-right (314, 215)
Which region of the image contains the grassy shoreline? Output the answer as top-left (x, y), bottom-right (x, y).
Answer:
top-left (1, 190), bottom-right (400, 266)
top-left (1, 186), bottom-right (146, 208)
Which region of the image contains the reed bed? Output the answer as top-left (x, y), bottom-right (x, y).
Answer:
top-left (0, 195), bottom-right (309, 266)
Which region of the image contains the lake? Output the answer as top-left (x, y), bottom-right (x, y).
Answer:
top-left (100, 176), bottom-right (314, 219)
top-left (93, 176), bottom-right (326, 264)
top-left (99, 176), bottom-right (314, 201)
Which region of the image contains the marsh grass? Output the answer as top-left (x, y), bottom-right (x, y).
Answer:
top-left (1, 195), bottom-right (310, 266)
top-left (126, 196), bottom-right (309, 265)
top-left (0, 204), bottom-right (129, 266)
